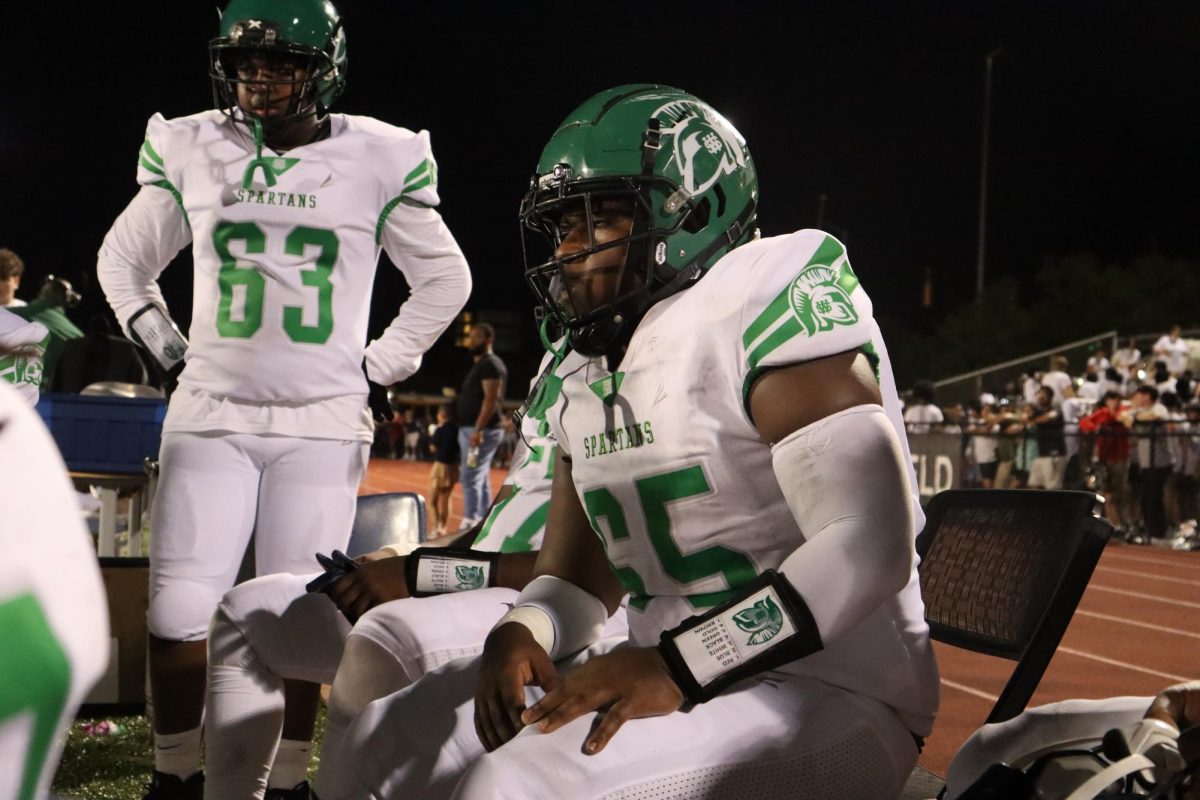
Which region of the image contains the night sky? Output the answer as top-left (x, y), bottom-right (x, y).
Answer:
top-left (5, 1), bottom-right (1198, 395)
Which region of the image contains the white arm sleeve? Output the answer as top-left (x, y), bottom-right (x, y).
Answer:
top-left (500, 575), bottom-right (608, 659)
top-left (774, 404), bottom-right (915, 646)
top-left (366, 203), bottom-right (472, 385)
top-left (96, 185), bottom-right (192, 335)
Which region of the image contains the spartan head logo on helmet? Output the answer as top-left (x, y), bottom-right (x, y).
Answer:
top-left (789, 265), bottom-right (858, 337)
top-left (653, 100), bottom-right (747, 196)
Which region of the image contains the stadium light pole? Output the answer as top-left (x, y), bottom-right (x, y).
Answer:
top-left (975, 47), bottom-right (1002, 304)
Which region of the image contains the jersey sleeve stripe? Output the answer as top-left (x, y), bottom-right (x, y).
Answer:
top-left (151, 179), bottom-right (190, 228)
top-left (141, 138), bottom-right (164, 167)
top-left (740, 234), bottom-right (846, 349)
top-left (746, 316), bottom-right (803, 370)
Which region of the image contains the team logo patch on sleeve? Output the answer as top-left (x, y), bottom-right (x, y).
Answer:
top-left (789, 265), bottom-right (858, 337)
top-left (454, 565), bottom-right (486, 590)
top-left (733, 595), bottom-right (784, 645)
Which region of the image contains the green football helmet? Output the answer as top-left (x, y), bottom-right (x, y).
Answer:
top-left (521, 84), bottom-right (758, 358)
top-left (209, 0), bottom-right (347, 123)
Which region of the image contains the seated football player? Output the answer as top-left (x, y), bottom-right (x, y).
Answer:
top-left (332, 84), bottom-right (938, 800)
top-left (203, 355), bottom-right (629, 800)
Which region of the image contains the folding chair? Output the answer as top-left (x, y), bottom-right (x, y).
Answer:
top-left (898, 489), bottom-right (1113, 800)
top-left (345, 492), bottom-right (428, 558)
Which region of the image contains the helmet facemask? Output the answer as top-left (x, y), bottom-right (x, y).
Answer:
top-left (521, 172), bottom-right (711, 359)
top-left (209, 19), bottom-right (343, 136)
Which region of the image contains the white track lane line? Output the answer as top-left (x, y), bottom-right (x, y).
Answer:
top-left (1088, 585), bottom-right (1200, 609)
top-left (1055, 647), bottom-right (1192, 682)
top-left (1101, 552), bottom-right (1200, 571)
top-left (1074, 609), bottom-right (1200, 640)
top-left (940, 678), bottom-right (998, 703)
top-left (1093, 566), bottom-right (1200, 586)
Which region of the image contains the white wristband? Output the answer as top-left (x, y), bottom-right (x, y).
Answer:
top-left (492, 606), bottom-right (556, 654)
top-left (511, 575), bottom-right (608, 660)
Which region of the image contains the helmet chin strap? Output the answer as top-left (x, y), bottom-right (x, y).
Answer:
top-left (569, 261), bottom-right (701, 361)
top-left (241, 117), bottom-right (280, 189)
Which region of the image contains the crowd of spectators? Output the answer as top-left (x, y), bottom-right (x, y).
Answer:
top-left (904, 326), bottom-right (1200, 547)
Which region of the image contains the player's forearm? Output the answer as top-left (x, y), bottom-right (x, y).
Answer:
top-left (97, 186), bottom-right (191, 334)
top-left (494, 552), bottom-right (539, 592)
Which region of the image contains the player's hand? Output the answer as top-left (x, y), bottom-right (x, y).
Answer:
top-left (355, 548), bottom-right (394, 564)
top-left (362, 359), bottom-right (394, 424)
top-left (327, 556), bottom-right (410, 623)
top-left (1145, 681), bottom-right (1200, 767)
top-left (475, 622), bottom-right (560, 752)
top-left (521, 645), bottom-right (684, 755)
top-left (470, 428), bottom-right (483, 448)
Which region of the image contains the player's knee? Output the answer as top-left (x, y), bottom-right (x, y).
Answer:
top-left (329, 634), bottom-right (408, 724)
top-left (454, 748), bottom-right (527, 799)
top-left (148, 581), bottom-right (223, 640)
top-left (207, 607), bottom-right (256, 669)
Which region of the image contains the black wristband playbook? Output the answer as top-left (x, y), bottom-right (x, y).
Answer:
top-left (404, 548), bottom-right (500, 597)
top-left (657, 569), bottom-right (823, 704)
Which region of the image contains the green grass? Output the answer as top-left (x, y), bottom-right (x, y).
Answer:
top-left (52, 711), bottom-right (327, 799)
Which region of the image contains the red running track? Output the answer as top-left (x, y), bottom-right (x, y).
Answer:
top-left (360, 458), bottom-right (1200, 778)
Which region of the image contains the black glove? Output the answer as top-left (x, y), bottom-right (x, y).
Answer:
top-left (363, 360), bottom-right (394, 423)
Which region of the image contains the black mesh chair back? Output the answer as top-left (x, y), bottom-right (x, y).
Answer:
top-left (917, 489), bottom-right (1112, 725)
top-left (346, 492), bottom-right (428, 558)
top-left (899, 489), bottom-right (1113, 800)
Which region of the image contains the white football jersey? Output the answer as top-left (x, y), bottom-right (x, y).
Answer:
top-left (98, 110), bottom-right (470, 439)
top-left (0, 308), bottom-right (49, 406)
top-left (547, 230), bottom-right (938, 733)
top-left (472, 352), bottom-right (558, 553)
top-left (135, 110), bottom-right (442, 400)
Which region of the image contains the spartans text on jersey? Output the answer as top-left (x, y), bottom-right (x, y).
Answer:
top-left (582, 421), bottom-right (655, 460)
top-left (232, 188), bottom-right (319, 209)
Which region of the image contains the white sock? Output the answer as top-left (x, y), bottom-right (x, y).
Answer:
top-left (268, 738), bottom-right (312, 789)
top-left (204, 607), bottom-right (285, 799)
top-left (313, 636), bottom-right (411, 799)
top-left (154, 726), bottom-right (204, 780)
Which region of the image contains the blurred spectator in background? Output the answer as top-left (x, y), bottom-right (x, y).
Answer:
top-left (0, 248), bottom-right (26, 307)
top-left (1178, 403), bottom-right (1200, 528)
top-left (1021, 370), bottom-right (1043, 405)
top-left (1079, 390), bottom-right (1134, 535)
top-left (1101, 365), bottom-right (1126, 399)
top-left (1176, 370), bottom-right (1195, 403)
top-left (1025, 385), bottom-right (1067, 489)
top-left (903, 379), bottom-right (944, 433)
top-left (966, 402), bottom-right (1001, 488)
top-left (1086, 348), bottom-right (1110, 374)
top-left (456, 323), bottom-right (506, 530)
top-left (1154, 360), bottom-right (1177, 396)
top-left (1076, 370), bottom-right (1102, 402)
top-left (403, 409), bottom-right (422, 460)
top-left (427, 404), bottom-right (460, 536)
top-left (1161, 392), bottom-right (1186, 531)
top-left (1127, 385), bottom-right (1173, 540)
top-left (1041, 354), bottom-right (1074, 404)
top-left (1112, 337), bottom-right (1141, 382)
top-left (990, 401), bottom-right (1022, 489)
top-left (1153, 324), bottom-right (1189, 377)
top-left (10, 275), bottom-right (83, 389)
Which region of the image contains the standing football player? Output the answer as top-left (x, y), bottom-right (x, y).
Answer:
top-left (336, 85), bottom-right (939, 799)
top-left (95, 1), bottom-right (471, 797)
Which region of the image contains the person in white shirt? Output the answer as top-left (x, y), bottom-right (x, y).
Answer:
top-left (1153, 325), bottom-right (1190, 377)
top-left (1040, 355), bottom-right (1075, 405)
top-left (1111, 337), bottom-right (1141, 381)
top-left (903, 380), bottom-right (945, 434)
